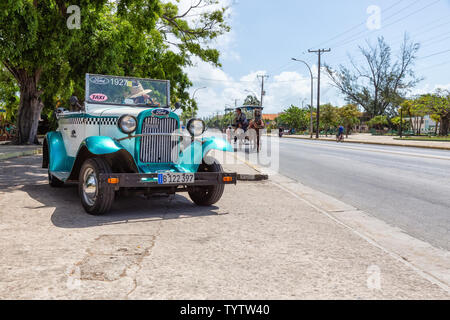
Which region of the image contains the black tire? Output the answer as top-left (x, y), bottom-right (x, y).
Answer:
top-left (48, 170), bottom-right (64, 187)
top-left (78, 158), bottom-right (115, 215)
top-left (188, 156), bottom-right (225, 206)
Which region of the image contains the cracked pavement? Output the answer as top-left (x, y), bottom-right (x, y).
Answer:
top-left (0, 155), bottom-right (448, 299)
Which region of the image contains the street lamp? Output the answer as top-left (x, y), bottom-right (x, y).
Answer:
top-left (192, 86), bottom-right (207, 100)
top-left (292, 58), bottom-right (314, 138)
top-left (300, 97), bottom-right (307, 108)
top-left (225, 104), bottom-right (234, 127)
top-left (190, 86), bottom-right (206, 119)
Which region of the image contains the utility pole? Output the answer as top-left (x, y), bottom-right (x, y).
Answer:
top-left (308, 48), bottom-right (331, 138)
top-left (257, 74), bottom-right (269, 107)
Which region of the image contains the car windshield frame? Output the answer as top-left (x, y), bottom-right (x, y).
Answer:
top-left (85, 73), bottom-right (171, 108)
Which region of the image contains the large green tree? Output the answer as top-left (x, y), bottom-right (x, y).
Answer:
top-left (320, 103), bottom-right (338, 136)
top-left (0, 0), bottom-right (229, 144)
top-left (277, 105), bottom-right (309, 131)
top-left (0, 66), bottom-right (19, 122)
top-left (326, 36), bottom-right (421, 118)
top-left (243, 94), bottom-right (260, 106)
top-left (428, 89), bottom-right (450, 136)
top-left (400, 91), bottom-right (449, 136)
top-left (336, 104), bottom-right (361, 137)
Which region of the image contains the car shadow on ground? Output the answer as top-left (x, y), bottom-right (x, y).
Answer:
top-left (0, 156), bottom-right (47, 190)
top-left (1, 156), bottom-right (224, 229)
top-left (21, 184), bottom-right (223, 229)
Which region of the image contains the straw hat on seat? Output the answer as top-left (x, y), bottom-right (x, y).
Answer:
top-left (128, 83), bottom-right (152, 98)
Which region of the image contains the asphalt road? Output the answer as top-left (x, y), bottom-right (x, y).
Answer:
top-left (255, 137), bottom-right (450, 250)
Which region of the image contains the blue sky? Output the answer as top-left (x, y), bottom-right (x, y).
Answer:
top-left (184, 0), bottom-right (450, 116)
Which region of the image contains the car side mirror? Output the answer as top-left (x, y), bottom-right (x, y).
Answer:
top-left (174, 102), bottom-right (181, 110)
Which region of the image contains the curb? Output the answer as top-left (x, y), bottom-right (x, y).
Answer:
top-left (233, 148), bottom-right (450, 291)
top-left (275, 135), bottom-right (450, 151)
top-left (0, 148), bottom-right (42, 161)
top-left (237, 173), bottom-right (269, 181)
top-left (230, 152), bottom-right (269, 181)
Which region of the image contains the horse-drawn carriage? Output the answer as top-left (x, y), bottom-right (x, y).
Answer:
top-left (228, 105), bottom-right (264, 152)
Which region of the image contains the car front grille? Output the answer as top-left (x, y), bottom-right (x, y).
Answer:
top-left (140, 117), bottom-right (179, 163)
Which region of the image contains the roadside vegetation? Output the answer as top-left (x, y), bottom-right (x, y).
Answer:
top-left (0, 0), bottom-right (230, 144)
top-left (326, 36), bottom-right (449, 137)
top-left (204, 35), bottom-right (449, 138)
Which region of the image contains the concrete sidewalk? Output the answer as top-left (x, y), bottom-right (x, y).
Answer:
top-left (0, 153), bottom-right (448, 299)
top-left (0, 142), bottom-right (42, 160)
top-left (275, 133), bottom-right (450, 150)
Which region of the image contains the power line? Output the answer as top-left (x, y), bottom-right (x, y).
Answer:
top-left (196, 77), bottom-right (256, 83)
top-left (419, 48), bottom-right (450, 60)
top-left (329, 31), bottom-right (450, 67)
top-left (381, 0), bottom-right (422, 22)
top-left (325, 0), bottom-right (422, 49)
top-left (332, 0), bottom-right (441, 49)
top-left (267, 59), bottom-right (297, 76)
top-left (325, 19), bottom-right (450, 66)
top-left (417, 60), bottom-right (450, 72)
top-left (310, 0), bottom-right (406, 49)
top-left (420, 33), bottom-right (450, 48)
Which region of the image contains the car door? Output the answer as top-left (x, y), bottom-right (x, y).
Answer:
top-left (59, 111), bottom-right (85, 157)
top-left (69, 111), bottom-right (86, 156)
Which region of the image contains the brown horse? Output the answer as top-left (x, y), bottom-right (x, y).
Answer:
top-left (249, 119), bottom-right (265, 152)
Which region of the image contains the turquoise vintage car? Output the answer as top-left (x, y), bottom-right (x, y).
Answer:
top-left (43, 74), bottom-right (236, 215)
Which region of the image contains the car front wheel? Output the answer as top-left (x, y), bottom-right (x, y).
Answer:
top-left (188, 156), bottom-right (225, 206)
top-left (78, 158), bottom-right (115, 215)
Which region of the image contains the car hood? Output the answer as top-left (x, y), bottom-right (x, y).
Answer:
top-left (85, 104), bottom-right (172, 118)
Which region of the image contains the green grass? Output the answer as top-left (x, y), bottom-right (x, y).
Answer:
top-left (395, 136), bottom-right (450, 142)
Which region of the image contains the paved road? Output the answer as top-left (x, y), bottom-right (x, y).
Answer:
top-left (260, 138), bottom-right (450, 250)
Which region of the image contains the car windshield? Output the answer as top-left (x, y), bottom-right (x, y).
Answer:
top-left (85, 74), bottom-right (169, 107)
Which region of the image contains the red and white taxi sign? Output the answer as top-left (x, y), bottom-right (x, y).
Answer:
top-left (89, 93), bottom-right (108, 102)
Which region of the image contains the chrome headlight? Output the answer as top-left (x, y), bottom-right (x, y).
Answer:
top-left (187, 119), bottom-right (206, 136)
top-left (118, 115), bottom-right (137, 134)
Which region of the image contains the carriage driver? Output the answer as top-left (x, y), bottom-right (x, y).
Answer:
top-left (235, 108), bottom-right (249, 131)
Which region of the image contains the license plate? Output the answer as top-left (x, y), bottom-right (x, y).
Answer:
top-left (157, 172), bottom-right (195, 184)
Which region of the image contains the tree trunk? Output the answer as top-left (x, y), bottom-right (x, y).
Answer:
top-left (418, 117), bottom-right (423, 135)
top-left (440, 115), bottom-right (449, 136)
top-left (16, 74), bottom-right (43, 145)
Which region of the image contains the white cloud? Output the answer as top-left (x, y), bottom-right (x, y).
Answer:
top-left (411, 83), bottom-right (450, 96)
top-left (185, 59), bottom-right (345, 117)
top-left (162, 0), bottom-right (239, 62)
top-left (176, 0), bottom-right (345, 116)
